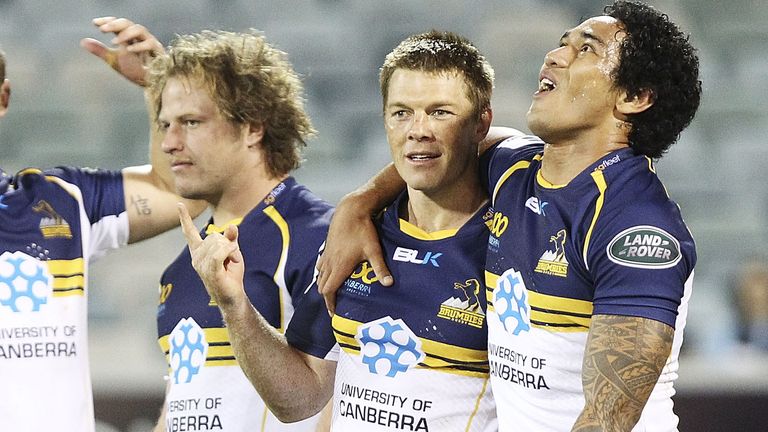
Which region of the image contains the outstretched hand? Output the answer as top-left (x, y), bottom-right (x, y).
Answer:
top-left (80, 16), bottom-right (164, 86)
top-left (178, 203), bottom-right (246, 307)
top-left (316, 198), bottom-right (393, 315)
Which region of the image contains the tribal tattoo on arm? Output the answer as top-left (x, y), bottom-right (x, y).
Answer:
top-left (572, 314), bottom-right (674, 432)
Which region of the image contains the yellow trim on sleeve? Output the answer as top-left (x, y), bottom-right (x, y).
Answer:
top-left (583, 170), bottom-right (607, 267)
top-left (491, 159), bottom-right (532, 205)
top-left (263, 205), bottom-right (290, 333)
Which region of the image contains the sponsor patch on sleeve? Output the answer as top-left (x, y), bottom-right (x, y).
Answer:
top-left (606, 225), bottom-right (681, 269)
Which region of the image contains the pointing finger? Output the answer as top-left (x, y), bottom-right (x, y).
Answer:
top-left (177, 202), bottom-right (203, 249)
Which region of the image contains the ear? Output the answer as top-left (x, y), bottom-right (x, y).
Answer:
top-left (474, 107), bottom-right (493, 141)
top-left (616, 88), bottom-right (654, 117)
top-left (244, 122), bottom-right (265, 149)
top-left (0, 79), bottom-right (10, 118)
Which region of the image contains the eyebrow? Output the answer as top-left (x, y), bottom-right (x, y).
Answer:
top-left (560, 29), bottom-right (607, 46)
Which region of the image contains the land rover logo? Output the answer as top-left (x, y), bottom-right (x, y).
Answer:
top-left (607, 225), bottom-right (681, 269)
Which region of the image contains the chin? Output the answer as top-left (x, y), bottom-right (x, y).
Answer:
top-left (175, 185), bottom-right (204, 201)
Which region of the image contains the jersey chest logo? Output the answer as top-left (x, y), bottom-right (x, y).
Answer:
top-left (534, 229), bottom-right (569, 278)
top-left (33, 200), bottom-right (72, 239)
top-left (437, 278), bottom-right (485, 328)
top-left (169, 317), bottom-right (209, 384)
top-left (0, 251), bottom-right (53, 313)
top-left (493, 268), bottom-right (531, 335)
top-left (357, 317), bottom-right (425, 377)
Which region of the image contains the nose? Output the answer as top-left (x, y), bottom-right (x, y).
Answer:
top-left (544, 45), bottom-right (570, 68)
top-left (407, 112), bottom-right (433, 142)
top-left (160, 123), bottom-right (183, 154)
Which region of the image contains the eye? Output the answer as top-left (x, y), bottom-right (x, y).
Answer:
top-left (157, 121), bottom-right (170, 132)
top-left (579, 44), bottom-right (595, 54)
top-left (431, 109), bottom-right (452, 118)
top-left (390, 110), bottom-right (411, 120)
top-left (184, 119), bottom-right (201, 127)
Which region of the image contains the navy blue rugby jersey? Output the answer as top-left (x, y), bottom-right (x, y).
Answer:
top-left (1, 167), bottom-right (125, 264)
top-left (481, 136), bottom-right (696, 431)
top-left (156, 177), bottom-right (332, 431)
top-left (287, 192), bottom-right (498, 432)
top-left (483, 140), bottom-right (696, 328)
top-left (0, 166), bottom-right (127, 432)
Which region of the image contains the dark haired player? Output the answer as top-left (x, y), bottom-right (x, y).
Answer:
top-left (316, 1), bottom-right (702, 430)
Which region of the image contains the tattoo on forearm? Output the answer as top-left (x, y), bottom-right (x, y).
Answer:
top-left (129, 194), bottom-right (152, 216)
top-left (573, 315), bottom-right (674, 432)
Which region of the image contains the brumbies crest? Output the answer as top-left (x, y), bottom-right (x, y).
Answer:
top-left (437, 278), bottom-right (485, 328)
top-left (534, 229), bottom-right (568, 277)
top-left (33, 200), bottom-right (72, 239)
top-left (607, 225), bottom-right (681, 269)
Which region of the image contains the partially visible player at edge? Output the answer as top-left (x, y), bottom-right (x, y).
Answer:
top-left (179, 30), bottom-right (503, 431)
top-left (0, 17), bottom-right (206, 432)
top-left (315, 1), bottom-right (701, 431)
top-left (141, 23), bottom-right (334, 432)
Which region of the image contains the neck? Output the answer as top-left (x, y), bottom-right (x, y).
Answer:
top-left (211, 173), bottom-right (287, 224)
top-left (403, 178), bottom-right (487, 233)
top-left (540, 123), bottom-right (630, 185)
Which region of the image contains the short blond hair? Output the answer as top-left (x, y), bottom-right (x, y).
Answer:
top-left (148, 30), bottom-right (314, 177)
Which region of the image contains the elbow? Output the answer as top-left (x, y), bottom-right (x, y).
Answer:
top-left (270, 405), bottom-right (316, 423)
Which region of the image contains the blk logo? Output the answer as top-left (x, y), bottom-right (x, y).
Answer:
top-left (393, 247), bottom-right (442, 267)
top-left (525, 197), bottom-right (548, 216)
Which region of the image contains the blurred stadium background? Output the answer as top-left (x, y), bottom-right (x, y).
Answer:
top-left (1, 0), bottom-right (766, 430)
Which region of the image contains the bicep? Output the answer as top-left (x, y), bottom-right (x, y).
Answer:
top-left (122, 165), bottom-right (206, 243)
top-left (575, 314), bottom-right (674, 431)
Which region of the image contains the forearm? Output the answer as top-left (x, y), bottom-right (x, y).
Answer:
top-left (479, 126), bottom-right (526, 154)
top-left (219, 296), bottom-right (334, 422)
top-left (573, 314), bottom-right (674, 431)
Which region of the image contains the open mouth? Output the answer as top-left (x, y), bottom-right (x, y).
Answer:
top-left (537, 77), bottom-right (556, 93)
top-left (407, 152), bottom-right (440, 162)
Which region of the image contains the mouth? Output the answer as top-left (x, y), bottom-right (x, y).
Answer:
top-left (405, 151), bottom-right (442, 164)
top-left (535, 75), bottom-right (556, 95)
top-left (170, 160), bottom-right (193, 171)
top-left (406, 151), bottom-right (441, 163)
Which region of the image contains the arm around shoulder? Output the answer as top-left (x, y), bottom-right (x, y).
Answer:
top-left (316, 163), bottom-right (404, 312)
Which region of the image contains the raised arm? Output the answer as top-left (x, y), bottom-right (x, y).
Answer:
top-left (81, 17), bottom-right (207, 243)
top-left (315, 163), bottom-right (404, 314)
top-left (572, 314), bottom-right (674, 431)
top-left (178, 204), bottom-right (336, 422)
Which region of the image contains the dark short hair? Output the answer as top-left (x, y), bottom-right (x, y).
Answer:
top-left (379, 30), bottom-right (494, 119)
top-left (605, 1), bottom-right (701, 158)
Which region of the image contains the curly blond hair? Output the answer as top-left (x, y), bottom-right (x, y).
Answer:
top-left (147, 30), bottom-right (314, 177)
